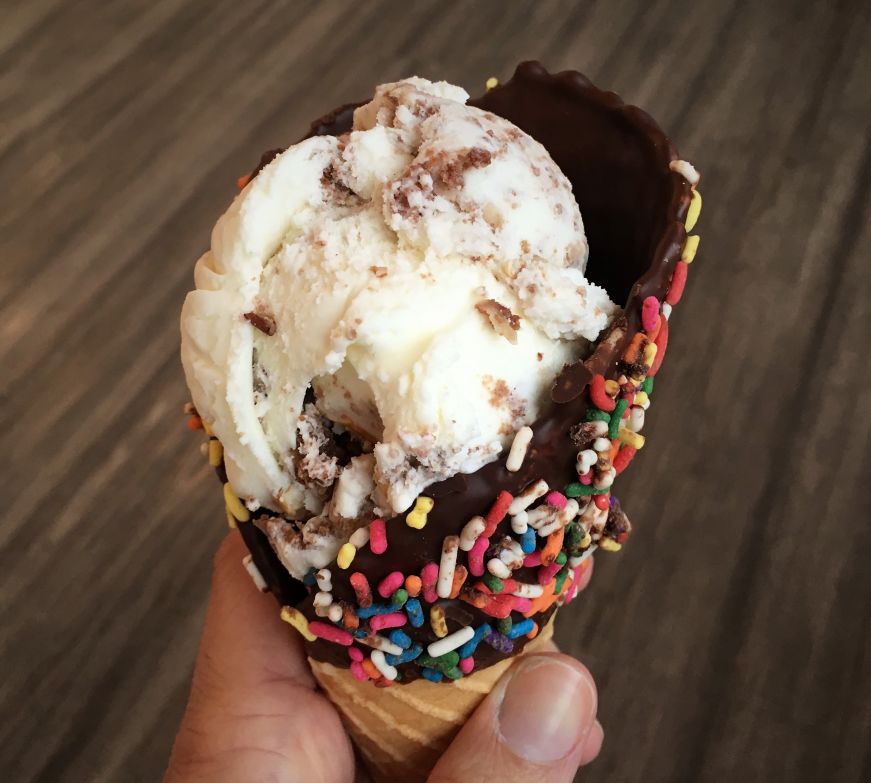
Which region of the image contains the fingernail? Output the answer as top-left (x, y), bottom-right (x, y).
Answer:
top-left (497, 656), bottom-right (597, 763)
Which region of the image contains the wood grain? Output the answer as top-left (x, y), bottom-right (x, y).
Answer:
top-left (3, 1), bottom-right (870, 781)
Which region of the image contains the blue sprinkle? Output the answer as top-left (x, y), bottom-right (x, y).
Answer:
top-left (505, 618), bottom-right (535, 639)
top-left (405, 598), bottom-right (425, 628)
top-left (521, 527), bottom-right (537, 554)
top-left (421, 667), bottom-right (443, 683)
top-left (302, 568), bottom-right (317, 587)
top-left (356, 602), bottom-right (395, 619)
top-left (353, 629), bottom-right (367, 639)
top-left (458, 623), bottom-right (492, 659)
top-left (386, 644), bottom-right (423, 666)
top-left (389, 629), bottom-right (413, 649)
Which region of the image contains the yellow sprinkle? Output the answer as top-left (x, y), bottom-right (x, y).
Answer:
top-left (406, 496), bottom-right (435, 529)
top-left (485, 76), bottom-right (498, 90)
top-left (634, 391), bottom-right (650, 407)
top-left (208, 439), bottom-right (223, 467)
top-left (280, 606), bottom-right (316, 641)
top-left (580, 532), bottom-right (592, 549)
top-left (685, 190), bottom-right (702, 231)
top-left (337, 543), bottom-right (356, 569)
top-left (598, 538), bottom-right (622, 552)
top-left (617, 429), bottom-right (645, 449)
top-left (223, 483), bottom-right (250, 522)
top-left (604, 379), bottom-right (620, 396)
top-left (643, 341), bottom-right (658, 367)
top-left (226, 509), bottom-right (237, 529)
top-left (430, 605), bottom-right (448, 638)
top-left (201, 419), bottom-right (214, 436)
top-left (683, 234), bottom-right (700, 264)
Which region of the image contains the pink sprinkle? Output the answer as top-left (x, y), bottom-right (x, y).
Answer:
top-left (369, 518), bottom-right (387, 554)
top-left (537, 562), bottom-right (562, 586)
top-left (459, 656), bottom-right (475, 674)
top-left (501, 578), bottom-right (519, 593)
top-left (350, 661), bottom-right (369, 681)
top-left (642, 295), bottom-right (660, 333)
top-left (309, 621), bottom-right (354, 646)
top-left (370, 612), bottom-right (407, 631)
top-left (468, 537), bottom-right (489, 577)
top-left (510, 596), bottom-right (533, 613)
top-left (579, 470), bottom-right (592, 485)
top-left (378, 571), bottom-right (405, 598)
top-left (482, 490), bottom-right (514, 537)
top-left (545, 491), bottom-right (567, 510)
top-left (421, 562), bottom-right (439, 603)
top-left (348, 647), bottom-right (364, 662)
top-left (524, 551), bottom-right (542, 568)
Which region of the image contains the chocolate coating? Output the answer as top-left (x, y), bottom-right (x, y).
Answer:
top-left (237, 61), bottom-right (691, 677)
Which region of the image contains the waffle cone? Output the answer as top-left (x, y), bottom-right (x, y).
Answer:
top-left (308, 618), bottom-right (555, 783)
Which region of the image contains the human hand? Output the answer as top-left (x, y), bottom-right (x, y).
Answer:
top-left (164, 533), bottom-right (602, 783)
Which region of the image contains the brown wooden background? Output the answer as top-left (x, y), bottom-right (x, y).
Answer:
top-left (3, 1), bottom-right (870, 781)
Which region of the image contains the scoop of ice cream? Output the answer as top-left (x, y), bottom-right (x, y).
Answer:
top-left (180, 77), bottom-right (616, 577)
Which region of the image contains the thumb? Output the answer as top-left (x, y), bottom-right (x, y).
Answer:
top-left (428, 653), bottom-right (602, 783)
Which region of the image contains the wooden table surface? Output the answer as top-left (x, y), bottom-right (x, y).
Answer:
top-left (4, 1), bottom-right (871, 781)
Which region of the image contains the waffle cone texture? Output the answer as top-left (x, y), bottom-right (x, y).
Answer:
top-left (308, 618), bottom-right (555, 783)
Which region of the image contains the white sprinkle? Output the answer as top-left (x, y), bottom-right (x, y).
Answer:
top-left (593, 467), bottom-right (616, 490)
top-left (569, 546), bottom-right (597, 568)
top-left (437, 535), bottom-right (460, 598)
top-left (313, 591), bottom-right (333, 608)
top-left (589, 420), bottom-right (609, 437)
top-left (512, 582), bottom-right (545, 598)
top-left (459, 516), bottom-right (486, 551)
top-left (357, 634), bottom-right (404, 656)
top-left (487, 558), bottom-right (512, 579)
top-left (576, 449), bottom-right (598, 473)
top-left (527, 506), bottom-right (556, 530)
top-left (349, 526), bottom-right (370, 549)
top-left (505, 426), bottom-right (534, 472)
top-left (661, 302), bottom-right (673, 320)
top-left (510, 510), bottom-right (529, 534)
top-left (327, 604), bottom-right (343, 623)
top-left (508, 479), bottom-right (549, 514)
top-left (627, 406), bottom-right (645, 433)
top-left (315, 568), bottom-right (332, 592)
top-left (537, 517), bottom-right (564, 537)
top-left (199, 442), bottom-right (209, 456)
top-left (669, 159), bottom-right (700, 186)
top-left (427, 625), bottom-right (475, 658)
top-left (242, 555), bottom-right (268, 592)
top-left (593, 437), bottom-right (611, 452)
top-left (370, 650), bottom-right (398, 681)
top-left (498, 540), bottom-right (525, 569)
top-left (557, 499), bottom-right (580, 527)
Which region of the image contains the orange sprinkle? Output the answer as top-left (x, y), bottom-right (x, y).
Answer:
top-left (362, 659), bottom-right (380, 680)
top-left (527, 621), bottom-right (540, 640)
top-left (449, 565), bottom-right (468, 599)
top-left (405, 575), bottom-right (422, 597)
top-left (623, 332), bottom-right (647, 364)
top-left (187, 416), bottom-right (203, 430)
top-left (236, 173), bottom-right (251, 190)
top-left (541, 528), bottom-right (565, 566)
top-left (523, 579), bottom-right (558, 617)
top-left (609, 440), bottom-right (621, 463)
top-left (342, 605), bottom-right (359, 630)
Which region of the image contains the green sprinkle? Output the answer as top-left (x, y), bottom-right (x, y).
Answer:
top-left (554, 566), bottom-right (570, 594)
top-left (391, 588), bottom-right (408, 607)
top-left (555, 551), bottom-right (567, 565)
top-left (609, 399), bottom-right (628, 438)
top-left (586, 409), bottom-right (611, 422)
top-left (565, 522), bottom-right (583, 548)
top-left (496, 617), bottom-right (513, 635)
top-left (417, 651), bottom-right (460, 671)
top-left (565, 483), bottom-right (610, 497)
top-left (443, 666), bottom-right (464, 680)
top-left (483, 573), bottom-right (504, 593)
top-left (642, 376), bottom-right (654, 395)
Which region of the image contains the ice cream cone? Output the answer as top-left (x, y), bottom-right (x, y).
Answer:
top-left (309, 618), bottom-right (555, 783)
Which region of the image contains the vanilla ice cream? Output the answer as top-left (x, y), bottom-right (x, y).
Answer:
top-left (181, 77), bottom-right (616, 578)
